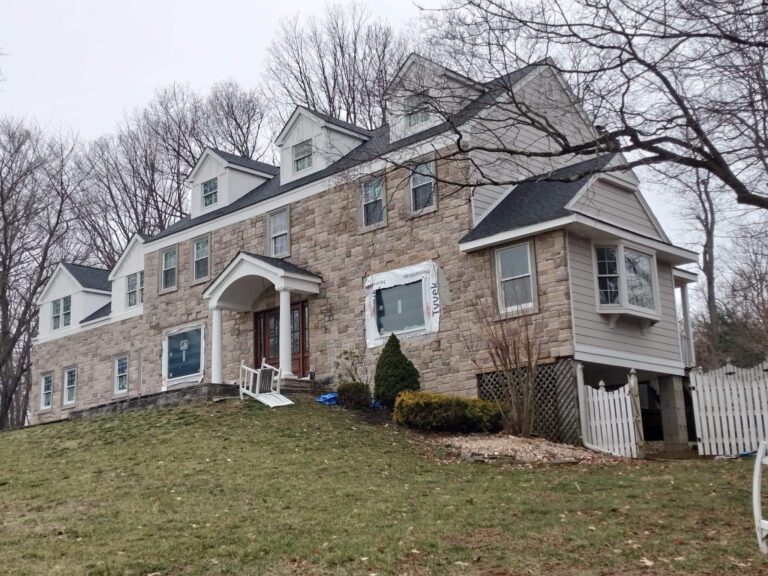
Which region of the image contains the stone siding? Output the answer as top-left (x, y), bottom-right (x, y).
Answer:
top-left (30, 151), bottom-right (574, 422)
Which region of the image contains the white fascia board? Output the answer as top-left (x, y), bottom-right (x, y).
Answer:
top-left (320, 122), bottom-right (370, 142)
top-left (570, 213), bottom-right (697, 264)
top-left (82, 289), bottom-right (112, 296)
top-left (187, 149), bottom-right (219, 183)
top-left (226, 164), bottom-right (277, 180)
top-left (274, 108), bottom-right (304, 146)
top-left (574, 343), bottom-right (685, 376)
top-left (34, 306), bottom-right (142, 343)
top-left (36, 264), bottom-right (81, 304)
top-left (459, 216), bottom-right (576, 252)
top-left (673, 268), bottom-right (698, 283)
top-left (108, 234), bottom-right (145, 281)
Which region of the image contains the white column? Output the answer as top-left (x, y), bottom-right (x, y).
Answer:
top-left (278, 288), bottom-right (295, 377)
top-left (211, 306), bottom-right (223, 384)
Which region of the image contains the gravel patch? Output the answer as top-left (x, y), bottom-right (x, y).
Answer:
top-left (437, 433), bottom-right (620, 465)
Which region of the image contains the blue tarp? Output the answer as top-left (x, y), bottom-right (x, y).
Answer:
top-left (315, 392), bottom-right (337, 405)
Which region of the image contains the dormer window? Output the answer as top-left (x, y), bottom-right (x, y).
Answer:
top-left (293, 139), bottom-right (313, 173)
top-left (202, 178), bottom-right (218, 207)
top-left (406, 94), bottom-right (430, 127)
top-left (52, 296), bottom-right (71, 330)
top-left (127, 271), bottom-right (144, 307)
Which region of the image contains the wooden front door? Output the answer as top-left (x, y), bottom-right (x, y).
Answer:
top-left (254, 301), bottom-right (309, 377)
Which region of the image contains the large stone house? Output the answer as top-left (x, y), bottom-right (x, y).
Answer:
top-left (30, 54), bottom-right (697, 448)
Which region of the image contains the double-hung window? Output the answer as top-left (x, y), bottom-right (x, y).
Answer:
top-left (362, 177), bottom-right (385, 228)
top-left (63, 367), bottom-right (76, 406)
top-left (496, 242), bottom-right (536, 313)
top-left (114, 355), bottom-right (128, 394)
top-left (192, 236), bottom-right (210, 281)
top-left (40, 374), bottom-right (53, 409)
top-left (202, 177), bottom-right (218, 207)
top-left (269, 209), bottom-right (290, 258)
top-left (51, 296), bottom-right (71, 330)
top-left (594, 243), bottom-right (658, 319)
top-left (410, 163), bottom-right (435, 213)
top-left (161, 247), bottom-right (177, 291)
top-left (127, 271), bottom-right (144, 307)
top-left (293, 139), bottom-right (313, 173)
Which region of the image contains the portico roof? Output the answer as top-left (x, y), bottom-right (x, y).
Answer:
top-left (202, 251), bottom-right (321, 312)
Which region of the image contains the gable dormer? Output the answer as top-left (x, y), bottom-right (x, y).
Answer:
top-left (386, 53), bottom-right (484, 143)
top-left (186, 148), bottom-right (278, 219)
top-left (275, 107), bottom-right (371, 185)
top-left (36, 263), bottom-right (111, 341)
top-left (108, 233), bottom-right (147, 317)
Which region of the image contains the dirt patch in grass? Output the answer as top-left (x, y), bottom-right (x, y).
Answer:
top-left (435, 433), bottom-right (619, 465)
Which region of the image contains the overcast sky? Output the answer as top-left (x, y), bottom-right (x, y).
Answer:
top-left (0, 0), bottom-right (688, 242)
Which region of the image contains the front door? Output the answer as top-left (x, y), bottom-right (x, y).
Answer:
top-left (254, 301), bottom-right (309, 377)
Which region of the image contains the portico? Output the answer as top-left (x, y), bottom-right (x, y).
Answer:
top-left (202, 252), bottom-right (321, 381)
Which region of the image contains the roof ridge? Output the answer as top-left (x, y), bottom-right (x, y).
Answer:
top-left (63, 262), bottom-right (109, 271)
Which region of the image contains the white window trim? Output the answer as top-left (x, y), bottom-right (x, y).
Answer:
top-left (51, 296), bottom-right (71, 330)
top-left (494, 241), bottom-right (538, 315)
top-left (159, 245), bottom-right (178, 293)
top-left (40, 373), bottom-right (53, 410)
top-left (360, 176), bottom-right (387, 232)
top-left (409, 161), bottom-right (437, 216)
top-left (591, 241), bottom-right (661, 322)
top-left (126, 271), bottom-right (144, 308)
top-left (293, 139), bottom-right (313, 174)
top-left (161, 324), bottom-right (205, 390)
top-left (202, 177), bottom-right (218, 208)
top-left (113, 354), bottom-right (129, 395)
top-left (191, 234), bottom-right (211, 284)
top-left (62, 366), bottom-right (77, 407)
top-left (51, 299), bottom-right (61, 330)
top-left (268, 207), bottom-right (291, 258)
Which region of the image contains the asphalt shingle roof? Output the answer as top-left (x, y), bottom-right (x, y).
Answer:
top-left (80, 302), bottom-right (111, 324)
top-left (63, 263), bottom-right (111, 292)
top-left (241, 252), bottom-right (321, 278)
top-left (459, 154), bottom-right (617, 244)
top-left (209, 149), bottom-right (280, 175)
top-left (296, 106), bottom-right (373, 138)
top-left (148, 62), bottom-right (543, 243)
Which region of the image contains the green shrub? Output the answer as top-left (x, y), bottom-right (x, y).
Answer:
top-left (392, 391), bottom-right (503, 433)
top-left (336, 380), bottom-right (371, 410)
top-left (374, 334), bottom-right (420, 409)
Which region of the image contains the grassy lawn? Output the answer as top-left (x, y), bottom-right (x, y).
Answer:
top-left (0, 399), bottom-right (764, 575)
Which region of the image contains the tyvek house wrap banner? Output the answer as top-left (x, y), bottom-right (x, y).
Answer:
top-left (364, 260), bottom-right (441, 348)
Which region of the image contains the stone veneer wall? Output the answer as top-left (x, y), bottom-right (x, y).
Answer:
top-left (30, 151), bottom-right (574, 423)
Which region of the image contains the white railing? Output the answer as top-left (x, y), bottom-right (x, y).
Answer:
top-left (690, 365), bottom-right (768, 456)
top-left (239, 359), bottom-right (282, 400)
top-left (577, 364), bottom-right (645, 458)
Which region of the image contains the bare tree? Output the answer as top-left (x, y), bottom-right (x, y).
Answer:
top-left (75, 81), bottom-right (270, 267)
top-left (418, 0), bottom-right (768, 209)
top-left (265, 3), bottom-right (411, 129)
top-left (462, 282), bottom-right (542, 436)
top-left (0, 118), bottom-right (81, 429)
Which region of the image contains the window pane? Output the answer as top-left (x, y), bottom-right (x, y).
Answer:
top-left (203, 179), bottom-right (218, 206)
top-left (63, 296), bottom-right (71, 312)
top-left (194, 238), bottom-right (209, 259)
top-left (271, 210), bottom-right (288, 235)
top-left (163, 268), bottom-right (176, 289)
top-left (293, 140), bottom-right (313, 171)
top-left (375, 281), bottom-right (425, 334)
top-left (272, 233), bottom-right (288, 256)
top-left (268, 316), bottom-right (279, 357)
top-left (64, 370), bottom-right (76, 403)
top-left (52, 300), bottom-right (60, 315)
top-left (363, 178), bottom-right (383, 203)
top-left (364, 199), bottom-right (384, 226)
top-left (291, 308), bottom-right (300, 354)
top-left (127, 273), bottom-right (137, 291)
top-left (412, 184), bottom-right (434, 211)
top-left (195, 258), bottom-right (209, 280)
top-left (163, 249), bottom-right (176, 270)
top-left (598, 276), bottom-right (620, 305)
top-left (625, 249), bottom-right (655, 309)
top-left (411, 163), bottom-right (433, 187)
top-left (63, 311), bottom-right (70, 327)
top-left (41, 375), bottom-right (52, 407)
top-left (498, 244), bottom-right (530, 279)
top-left (53, 316), bottom-right (60, 330)
top-left (502, 277), bottom-right (533, 309)
top-left (167, 329), bottom-right (202, 379)
top-left (596, 247), bottom-right (618, 275)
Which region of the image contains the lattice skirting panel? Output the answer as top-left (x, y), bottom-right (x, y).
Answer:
top-left (477, 357), bottom-right (580, 444)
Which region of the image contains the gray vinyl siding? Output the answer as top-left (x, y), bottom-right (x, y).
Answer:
top-left (570, 180), bottom-right (663, 240)
top-left (567, 232), bottom-right (682, 365)
top-left (468, 69), bottom-right (594, 223)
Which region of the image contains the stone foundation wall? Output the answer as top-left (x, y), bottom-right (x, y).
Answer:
top-left (31, 149), bottom-right (575, 422)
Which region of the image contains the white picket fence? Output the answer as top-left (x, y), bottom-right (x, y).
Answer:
top-left (690, 364), bottom-right (768, 456)
top-left (576, 364), bottom-right (644, 458)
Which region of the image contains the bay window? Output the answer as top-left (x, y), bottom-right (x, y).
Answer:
top-left (594, 243), bottom-right (659, 319)
top-left (495, 242), bottom-right (536, 313)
